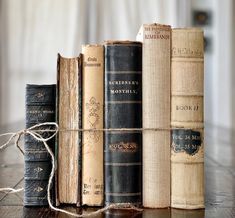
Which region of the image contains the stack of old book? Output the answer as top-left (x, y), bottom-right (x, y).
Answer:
top-left (24, 23), bottom-right (204, 209)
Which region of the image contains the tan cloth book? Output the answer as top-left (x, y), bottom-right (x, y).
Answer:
top-left (82, 45), bottom-right (104, 206)
top-left (171, 28), bottom-right (205, 209)
top-left (136, 23), bottom-right (171, 208)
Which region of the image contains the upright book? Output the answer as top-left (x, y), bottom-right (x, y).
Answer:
top-left (82, 45), bottom-right (104, 206)
top-left (171, 28), bottom-right (204, 209)
top-left (136, 23), bottom-right (171, 208)
top-left (104, 41), bottom-right (142, 206)
top-left (24, 84), bottom-right (56, 206)
top-left (57, 54), bottom-right (82, 205)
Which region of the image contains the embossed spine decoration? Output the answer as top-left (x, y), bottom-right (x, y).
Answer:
top-left (104, 41), bottom-right (142, 206)
top-left (57, 54), bottom-right (82, 205)
top-left (24, 84), bottom-right (56, 206)
top-left (171, 28), bottom-right (204, 209)
top-left (82, 45), bottom-right (104, 206)
top-left (136, 24), bottom-right (171, 208)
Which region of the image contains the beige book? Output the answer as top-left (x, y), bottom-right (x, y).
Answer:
top-left (82, 45), bottom-right (104, 206)
top-left (57, 54), bottom-right (82, 205)
top-left (171, 28), bottom-right (204, 209)
top-left (136, 23), bottom-right (171, 208)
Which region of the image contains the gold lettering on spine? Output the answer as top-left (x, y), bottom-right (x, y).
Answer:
top-left (109, 142), bottom-right (138, 152)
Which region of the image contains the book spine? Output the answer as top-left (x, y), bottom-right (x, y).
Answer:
top-left (171, 28), bottom-right (204, 209)
top-left (57, 55), bottom-right (82, 205)
top-left (24, 84), bottom-right (56, 206)
top-left (137, 24), bottom-right (171, 208)
top-left (81, 45), bottom-right (104, 206)
top-left (104, 42), bottom-right (142, 206)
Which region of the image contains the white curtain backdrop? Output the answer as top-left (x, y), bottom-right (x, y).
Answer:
top-left (1, 0), bottom-right (234, 133)
top-left (0, 0), bottom-right (178, 126)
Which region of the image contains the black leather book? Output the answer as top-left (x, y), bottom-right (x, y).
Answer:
top-left (104, 41), bottom-right (142, 206)
top-left (24, 84), bottom-right (56, 206)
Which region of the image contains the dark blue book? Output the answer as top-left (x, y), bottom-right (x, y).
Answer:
top-left (104, 41), bottom-right (142, 206)
top-left (24, 84), bottom-right (56, 206)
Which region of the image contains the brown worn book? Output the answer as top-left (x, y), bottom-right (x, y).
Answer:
top-left (56, 54), bottom-right (82, 206)
top-left (171, 28), bottom-right (204, 209)
top-left (82, 45), bottom-right (104, 206)
top-left (136, 23), bottom-right (171, 208)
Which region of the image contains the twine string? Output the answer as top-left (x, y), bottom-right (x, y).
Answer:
top-left (0, 122), bottom-right (204, 216)
top-left (0, 187), bottom-right (24, 193)
top-left (0, 122), bottom-right (143, 217)
top-left (22, 126), bottom-right (204, 133)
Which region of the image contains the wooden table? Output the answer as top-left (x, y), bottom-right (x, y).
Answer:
top-left (0, 126), bottom-right (234, 217)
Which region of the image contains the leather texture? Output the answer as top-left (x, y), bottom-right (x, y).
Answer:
top-left (24, 84), bottom-right (56, 206)
top-left (104, 43), bottom-right (142, 206)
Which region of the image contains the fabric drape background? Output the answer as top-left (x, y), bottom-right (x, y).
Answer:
top-left (0, 0), bottom-right (178, 127)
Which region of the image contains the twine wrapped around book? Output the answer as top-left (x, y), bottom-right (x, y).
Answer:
top-left (0, 122), bottom-right (203, 217)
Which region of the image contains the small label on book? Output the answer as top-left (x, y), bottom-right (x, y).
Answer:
top-left (83, 181), bottom-right (103, 196)
top-left (109, 142), bottom-right (138, 152)
top-left (171, 129), bottom-right (202, 155)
